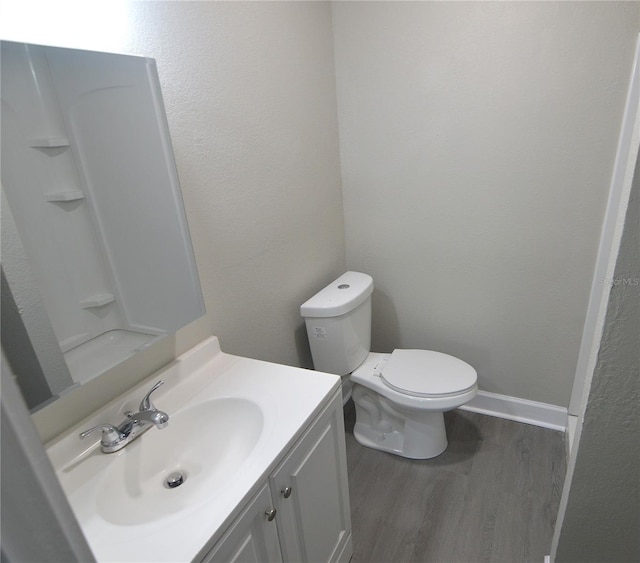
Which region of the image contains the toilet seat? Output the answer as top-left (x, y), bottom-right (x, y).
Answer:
top-left (379, 349), bottom-right (477, 398)
top-left (350, 351), bottom-right (478, 416)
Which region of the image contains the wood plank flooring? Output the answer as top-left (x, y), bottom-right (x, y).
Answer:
top-left (344, 402), bottom-right (566, 563)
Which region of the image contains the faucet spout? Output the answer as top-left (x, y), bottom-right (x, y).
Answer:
top-left (130, 408), bottom-right (169, 429)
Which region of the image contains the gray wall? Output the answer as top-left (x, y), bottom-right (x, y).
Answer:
top-left (553, 153), bottom-right (639, 561)
top-left (332, 1), bottom-right (639, 406)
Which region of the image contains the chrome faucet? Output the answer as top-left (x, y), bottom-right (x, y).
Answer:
top-left (80, 380), bottom-right (169, 453)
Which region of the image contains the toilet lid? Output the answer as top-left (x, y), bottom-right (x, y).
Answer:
top-left (380, 349), bottom-right (477, 398)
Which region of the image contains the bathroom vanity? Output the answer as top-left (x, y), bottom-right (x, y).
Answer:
top-left (46, 337), bottom-right (352, 562)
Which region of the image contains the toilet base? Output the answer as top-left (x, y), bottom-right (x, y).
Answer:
top-left (352, 384), bottom-right (448, 459)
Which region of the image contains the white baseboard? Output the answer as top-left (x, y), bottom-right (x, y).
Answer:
top-left (458, 390), bottom-right (568, 432)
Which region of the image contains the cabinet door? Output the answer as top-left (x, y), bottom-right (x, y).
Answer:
top-left (270, 393), bottom-right (352, 563)
top-left (201, 484), bottom-right (282, 563)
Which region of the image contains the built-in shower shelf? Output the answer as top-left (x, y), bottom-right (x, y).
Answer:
top-left (29, 136), bottom-right (70, 148)
top-left (63, 329), bottom-right (157, 384)
top-left (80, 294), bottom-right (115, 309)
top-left (45, 190), bottom-right (85, 202)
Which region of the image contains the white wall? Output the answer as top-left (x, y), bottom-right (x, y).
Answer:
top-left (123, 1), bottom-right (345, 365)
top-left (332, 1), bottom-right (640, 406)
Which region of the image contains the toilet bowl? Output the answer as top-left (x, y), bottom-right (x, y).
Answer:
top-left (350, 351), bottom-right (476, 458)
top-left (300, 271), bottom-right (478, 459)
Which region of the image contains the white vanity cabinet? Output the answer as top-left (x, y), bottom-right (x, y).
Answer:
top-left (200, 391), bottom-right (352, 563)
top-left (202, 484), bottom-right (283, 563)
top-left (269, 391), bottom-right (352, 563)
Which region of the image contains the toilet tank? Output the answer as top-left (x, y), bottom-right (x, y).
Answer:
top-left (300, 272), bottom-right (373, 375)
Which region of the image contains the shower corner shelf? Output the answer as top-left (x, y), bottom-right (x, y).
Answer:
top-left (45, 190), bottom-right (85, 202)
top-left (29, 136), bottom-right (70, 148)
top-left (80, 294), bottom-right (115, 309)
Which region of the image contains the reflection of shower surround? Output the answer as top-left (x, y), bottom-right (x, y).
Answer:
top-left (1, 41), bottom-right (204, 389)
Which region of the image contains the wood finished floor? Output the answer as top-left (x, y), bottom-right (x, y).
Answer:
top-left (344, 402), bottom-right (566, 563)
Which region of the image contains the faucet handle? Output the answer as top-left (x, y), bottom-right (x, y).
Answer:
top-left (139, 380), bottom-right (164, 411)
top-left (79, 424), bottom-right (123, 447)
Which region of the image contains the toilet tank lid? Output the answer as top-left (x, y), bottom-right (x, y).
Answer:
top-left (300, 271), bottom-right (374, 318)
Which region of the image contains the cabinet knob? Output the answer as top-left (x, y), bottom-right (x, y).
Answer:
top-left (265, 508), bottom-right (277, 522)
top-left (281, 486), bottom-right (292, 499)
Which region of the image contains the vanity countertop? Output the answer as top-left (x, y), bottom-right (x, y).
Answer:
top-left (46, 337), bottom-right (340, 562)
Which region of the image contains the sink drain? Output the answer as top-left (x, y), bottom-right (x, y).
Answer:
top-left (164, 471), bottom-right (186, 489)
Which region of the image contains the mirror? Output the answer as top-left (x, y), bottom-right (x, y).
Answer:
top-left (1, 41), bottom-right (206, 411)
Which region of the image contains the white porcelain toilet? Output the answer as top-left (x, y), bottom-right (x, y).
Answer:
top-left (300, 271), bottom-right (478, 459)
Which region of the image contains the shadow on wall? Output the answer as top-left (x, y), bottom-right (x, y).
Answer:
top-left (370, 285), bottom-right (505, 396)
top-left (372, 288), bottom-right (401, 353)
top-left (294, 323), bottom-right (314, 370)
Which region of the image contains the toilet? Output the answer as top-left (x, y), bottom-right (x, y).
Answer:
top-left (300, 271), bottom-right (478, 459)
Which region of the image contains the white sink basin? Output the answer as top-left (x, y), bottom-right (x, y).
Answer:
top-left (95, 398), bottom-right (263, 525)
top-left (47, 337), bottom-right (340, 562)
